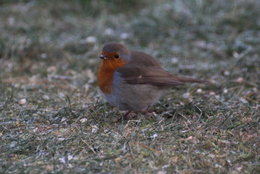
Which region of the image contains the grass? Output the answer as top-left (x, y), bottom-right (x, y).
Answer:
top-left (0, 0), bottom-right (259, 173)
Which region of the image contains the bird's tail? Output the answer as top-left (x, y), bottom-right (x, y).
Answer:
top-left (175, 76), bottom-right (208, 84)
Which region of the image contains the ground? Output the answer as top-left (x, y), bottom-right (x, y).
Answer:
top-left (0, 0), bottom-right (259, 173)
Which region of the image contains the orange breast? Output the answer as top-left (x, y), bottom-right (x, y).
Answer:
top-left (97, 59), bottom-right (126, 94)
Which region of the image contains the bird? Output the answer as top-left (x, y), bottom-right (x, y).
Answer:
top-left (97, 42), bottom-right (205, 119)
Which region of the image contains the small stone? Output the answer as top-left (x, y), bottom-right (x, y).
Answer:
top-left (171, 57), bottom-right (179, 64)
top-left (240, 97), bottom-right (248, 104)
top-left (61, 117), bottom-right (67, 122)
top-left (8, 17), bottom-right (15, 25)
top-left (59, 157), bottom-right (66, 163)
top-left (40, 53), bottom-right (47, 59)
top-left (209, 91), bottom-right (216, 96)
top-left (233, 52), bottom-right (240, 58)
top-left (58, 92), bottom-right (65, 98)
top-left (196, 88), bottom-right (203, 93)
top-left (91, 125), bottom-right (99, 133)
top-left (86, 69), bottom-right (95, 83)
top-left (235, 77), bottom-right (244, 83)
top-left (33, 128), bottom-right (38, 132)
top-left (42, 95), bottom-right (50, 100)
top-left (85, 36), bottom-right (97, 43)
top-left (120, 33), bottom-right (129, 39)
top-left (47, 66), bottom-right (56, 73)
top-left (10, 141), bottom-right (17, 148)
top-left (224, 71), bottom-right (230, 76)
top-left (209, 79), bottom-right (217, 84)
top-left (104, 28), bottom-right (114, 35)
top-left (182, 92), bottom-right (190, 99)
top-left (185, 136), bottom-right (193, 141)
top-left (223, 88), bottom-right (228, 94)
top-left (19, 98), bottom-right (27, 105)
top-left (80, 118), bottom-right (88, 123)
top-left (150, 133), bottom-right (158, 139)
top-left (83, 84), bottom-right (90, 92)
top-left (236, 166), bottom-right (243, 171)
top-left (68, 154), bottom-right (73, 161)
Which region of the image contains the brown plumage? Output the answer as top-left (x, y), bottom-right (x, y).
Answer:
top-left (97, 42), bottom-right (206, 115)
top-left (118, 51), bottom-right (205, 86)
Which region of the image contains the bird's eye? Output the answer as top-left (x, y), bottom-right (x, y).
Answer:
top-left (114, 54), bottom-right (119, 58)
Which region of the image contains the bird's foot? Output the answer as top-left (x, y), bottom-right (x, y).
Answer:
top-left (114, 111), bottom-right (136, 123)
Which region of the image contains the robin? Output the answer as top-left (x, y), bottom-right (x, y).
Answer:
top-left (97, 42), bottom-right (205, 118)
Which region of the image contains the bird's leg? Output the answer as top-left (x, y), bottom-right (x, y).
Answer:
top-left (123, 110), bottom-right (132, 120)
top-left (114, 110), bottom-right (132, 123)
top-left (144, 109), bottom-right (152, 115)
top-left (144, 106), bottom-right (153, 114)
top-left (142, 106), bottom-right (158, 119)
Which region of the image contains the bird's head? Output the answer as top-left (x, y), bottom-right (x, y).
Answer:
top-left (100, 43), bottom-right (130, 61)
top-left (99, 42), bottom-right (130, 70)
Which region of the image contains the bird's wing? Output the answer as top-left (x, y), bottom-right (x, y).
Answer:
top-left (117, 51), bottom-right (205, 87)
top-left (129, 51), bottom-right (162, 67)
top-left (117, 65), bottom-right (205, 87)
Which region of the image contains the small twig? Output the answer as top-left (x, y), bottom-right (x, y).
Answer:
top-left (133, 142), bottom-right (161, 155)
top-left (48, 75), bottom-right (74, 80)
top-left (80, 138), bottom-right (97, 154)
top-left (194, 105), bottom-right (204, 122)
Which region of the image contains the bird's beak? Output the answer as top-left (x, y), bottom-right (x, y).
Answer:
top-left (99, 55), bottom-right (107, 59)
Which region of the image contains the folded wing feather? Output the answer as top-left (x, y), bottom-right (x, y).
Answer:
top-left (117, 65), bottom-right (205, 87)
